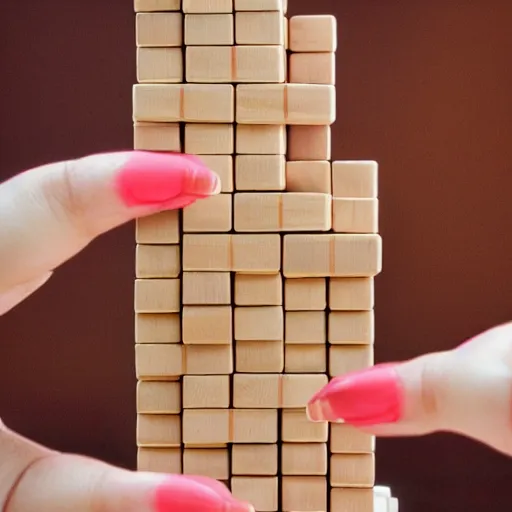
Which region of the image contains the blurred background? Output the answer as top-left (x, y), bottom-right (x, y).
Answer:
top-left (1, 0), bottom-right (512, 509)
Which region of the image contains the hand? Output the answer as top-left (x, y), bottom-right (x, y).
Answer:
top-left (307, 322), bottom-right (512, 457)
top-left (0, 151), bottom-right (253, 512)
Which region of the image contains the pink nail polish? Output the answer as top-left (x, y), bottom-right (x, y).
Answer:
top-left (307, 364), bottom-right (404, 426)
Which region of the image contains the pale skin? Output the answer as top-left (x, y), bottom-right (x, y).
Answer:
top-left (1, 152), bottom-right (511, 511)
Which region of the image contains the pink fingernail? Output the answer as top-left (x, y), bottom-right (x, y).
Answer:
top-left (306, 364), bottom-right (404, 426)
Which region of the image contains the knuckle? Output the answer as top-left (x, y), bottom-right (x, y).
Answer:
top-left (417, 353), bottom-right (449, 426)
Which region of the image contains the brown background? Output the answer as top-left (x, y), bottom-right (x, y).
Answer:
top-left (1, 0), bottom-right (512, 510)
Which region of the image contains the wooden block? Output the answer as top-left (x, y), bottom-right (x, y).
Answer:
top-left (137, 448), bottom-right (181, 473)
top-left (136, 12), bottom-right (183, 47)
top-left (235, 274), bottom-right (282, 306)
top-left (134, 122), bottom-right (181, 151)
top-left (137, 381), bottom-right (181, 413)
top-left (236, 84), bottom-right (336, 125)
top-left (135, 344), bottom-right (184, 380)
top-left (333, 234), bottom-right (382, 277)
top-left (330, 423), bottom-right (375, 454)
top-left (182, 306), bottom-right (232, 344)
top-left (333, 198), bottom-right (379, 233)
top-left (137, 414), bottom-right (181, 446)
top-left (332, 161), bottom-right (378, 198)
top-left (331, 454), bottom-right (375, 488)
top-left (236, 125), bottom-right (286, 155)
top-left (288, 125), bottom-right (330, 160)
top-left (183, 234), bottom-right (231, 271)
top-left (234, 0), bottom-right (284, 10)
top-left (199, 155), bottom-right (233, 192)
top-left (281, 374), bottom-right (328, 408)
top-left (185, 14), bottom-right (234, 45)
top-left (182, 409), bottom-right (230, 445)
top-left (331, 489), bottom-right (373, 512)
top-left (232, 444), bottom-right (278, 475)
top-left (183, 448), bottom-right (229, 480)
top-left (231, 477), bottom-right (278, 512)
top-left (285, 345), bottom-right (326, 373)
top-left (134, 0), bottom-right (180, 11)
top-left (235, 306), bottom-right (283, 341)
top-left (234, 193), bottom-right (280, 231)
top-left (329, 346), bottom-right (374, 377)
top-left (285, 278), bottom-right (326, 311)
top-left (134, 279), bottom-right (180, 313)
top-left (329, 277), bottom-right (374, 311)
top-left (235, 155), bottom-right (286, 191)
top-left (182, 272), bottom-right (231, 305)
top-left (285, 311), bottom-right (326, 344)
top-left (136, 210), bottom-right (179, 244)
top-left (137, 47), bottom-right (183, 83)
top-left (282, 409), bottom-right (328, 442)
top-left (231, 234), bottom-right (281, 273)
top-left (282, 443), bottom-right (327, 475)
top-left (235, 12), bottom-right (284, 45)
top-left (289, 52), bottom-right (335, 85)
top-left (135, 313), bottom-right (181, 343)
top-left (232, 409), bottom-right (278, 443)
top-left (183, 0), bottom-right (233, 12)
top-left (185, 124), bottom-right (234, 154)
top-left (133, 84), bottom-right (234, 123)
top-left (183, 375), bottom-right (230, 408)
top-left (286, 161), bottom-right (331, 193)
top-left (282, 476), bottom-right (327, 512)
top-left (329, 311), bottom-right (374, 344)
top-left (236, 341), bottom-right (284, 373)
top-left (184, 344), bottom-right (233, 374)
top-left (136, 245), bottom-right (180, 278)
top-left (289, 15), bottom-right (337, 52)
top-left (233, 374), bottom-right (280, 408)
top-left (281, 193), bottom-right (331, 231)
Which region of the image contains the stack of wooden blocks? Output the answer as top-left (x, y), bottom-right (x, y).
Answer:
top-left (133, 1), bottom-right (399, 511)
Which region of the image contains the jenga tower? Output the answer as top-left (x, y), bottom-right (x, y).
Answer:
top-left (133, 1), bottom-right (399, 511)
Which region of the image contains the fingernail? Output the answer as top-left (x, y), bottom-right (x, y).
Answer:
top-left (116, 151), bottom-right (219, 208)
top-left (306, 364), bottom-right (404, 426)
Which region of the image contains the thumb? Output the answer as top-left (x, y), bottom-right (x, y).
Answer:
top-left (307, 322), bottom-right (512, 456)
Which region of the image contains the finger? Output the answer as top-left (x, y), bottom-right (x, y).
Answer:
top-left (0, 272), bottom-right (52, 316)
top-left (0, 151), bottom-right (220, 292)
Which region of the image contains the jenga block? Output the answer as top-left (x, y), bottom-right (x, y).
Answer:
top-left (284, 278), bottom-right (326, 311)
top-left (235, 274), bottom-right (282, 306)
top-left (288, 126), bottom-right (330, 160)
top-left (330, 454), bottom-right (375, 488)
top-left (182, 409), bottom-right (230, 445)
top-left (333, 198), bottom-right (379, 233)
top-left (136, 245), bottom-right (180, 278)
top-left (235, 306), bottom-right (283, 341)
top-left (137, 447), bottom-right (182, 473)
top-left (137, 47), bottom-right (183, 83)
top-left (329, 311), bottom-right (374, 345)
top-left (134, 122), bottom-right (181, 151)
top-left (184, 344), bottom-right (233, 374)
top-left (134, 0), bottom-right (180, 11)
top-left (282, 476), bottom-right (327, 512)
top-left (231, 477), bottom-right (278, 512)
top-left (182, 272), bottom-right (231, 305)
top-left (183, 375), bottom-right (230, 408)
top-left (184, 14), bottom-right (234, 45)
top-left (232, 234), bottom-right (281, 273)
top-left (136, 211), bottom-right (179, 244)
top-left (236, 125), bottom-right (286, 155)
top-left (289, 15), bottom-right (337, 52)
top-left (183, 448), bottom-right (230, 479)
top-left (235, 12), bottom-right (284, 45)
top-left (282, 409), bottom-right (328, 443)
top-left (183, 194), bottom-right (232, 233)
top-left (329, 277), bottom-right (374, 311)
top-left (286, 161), bottom-right (331, 194)
top-left (234, 0), bottom-right (284, 10)
top-left (137, 381), bottom-right (181, 413)
top-left (183, 234), bottom-right (231, 271)
top-left (282, 443), bottom-right (327, 475)
top-left (329, 346), bottom-right (374, 377)
top-left (236, 341), bottom-right (284, 373)
top-left (136, 12), bottom-right (183, 47)
top-left (232, 444), bottom-right (278, 475)
top-left (135, 313), bottom-right (181, 343)
top-left (333, 234), bottom-right (382, 276)
top-left (135, 344), bottom-right (184, 380)
top-left (233, 374), bottom-right (280, 408)
top-left (183, 0), bottom-right (233, 12)
top-left (199, 155), bottom-right (233, 192)
top-left (282, 193), bottom-right (331, 231)
top-left (182, 306), bottom-right (232, 344)
top-left (285, 345), bottom-right (326, 373)
top-left (289, 52), bottom-right (335, 85)
top-left (236, 84), bottom-right (335, 125)
top-left (185, 124), bottom-right (234, 154)
top-left (331, 489), bottom-right (373, 512)
top-left (232, 409), bottom-right (278, 443)
top-left (134, 279), bottom-right (180, 313)
top-left (281, 374), bottom-right (328, 408)
top-left (285, 311), bottom-right (326, 344)
top-left (332, 161), bottom-right (378, 198)
top-left (235, 155), bottom-right (286, 191)
top-left (133, 84), bottom-right (234, 123)
top-left (137, 414), bottom-right (181, 446)
top-left (330, 423), bottom-right (375, 454)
